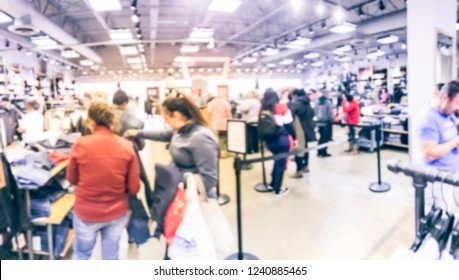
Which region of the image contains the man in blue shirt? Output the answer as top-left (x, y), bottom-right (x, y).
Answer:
top-left (417, 81), bottom-right (459, 214)
top-left (418, 81), bottom-right (459, 173)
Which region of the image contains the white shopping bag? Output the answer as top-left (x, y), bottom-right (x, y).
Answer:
top-left (194, 174), bottom-right (235, 259)
top-left (168, 173), bottom-right (217, 260)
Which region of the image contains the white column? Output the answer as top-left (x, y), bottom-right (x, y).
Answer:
top-left (407, 0), bottom-right (457, 163)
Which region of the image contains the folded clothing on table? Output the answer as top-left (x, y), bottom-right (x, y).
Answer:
top-left (26, 151), bottom-right (56, 170)
top-left (33, 217), bottom-right (71, 258)
top-left (37, 139), bottom-right (72, 150)
top-left (48, 152), bottom-right (70, 165)
top-left (30, 196), bottom-right (51, 220)
top-left (15, 165), bottom-right (51, 189)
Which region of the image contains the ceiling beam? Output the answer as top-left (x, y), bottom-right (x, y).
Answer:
top-left (0, 0), bottom-right (102, 63)
top-left (217, 2), bottom-right (290, 48)
top-left (149, 0), bottom-right (159, 66)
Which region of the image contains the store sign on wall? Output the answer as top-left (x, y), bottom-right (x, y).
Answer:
top-left (227, 120), bottom-right (247, 154)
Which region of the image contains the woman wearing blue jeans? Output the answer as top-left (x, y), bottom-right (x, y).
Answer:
top-left (67, 101), bottom-right (140, 260)
top-left (261, 89), bottom-right (297, 197)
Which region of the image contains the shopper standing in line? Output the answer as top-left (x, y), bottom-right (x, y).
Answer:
top-left (289, 89), bottom-right (316, 178)
top-left (67, 101), bottom-right (140, 260)
top-left (144, 95), bottom-right (154, 118)
top-left (238, 91), bottom-right (261, 154)
top-left (125, 97), bottom-right (219, 198)
top-left (336, 88), bottom-right (344, 110)
top-left (261, 89), bottom-right (297, 196)
top-left (315, 90), bottom-right (334, 157)
top-left (417, 81), bottom-right (459, 213)
top-left (112, 90), bottom-right (145, 150)
top-left (207, 91), bottom-right (233, 158)
top-left (342, 94), bottom-right (360, 155)
top-left (193, 89), bottom-right (207, 109)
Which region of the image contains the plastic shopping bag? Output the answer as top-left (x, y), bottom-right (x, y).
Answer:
top-left (164, 183), bottom-right (187, 246)
top-left (168, 174), bottom-right (217, 260)
top-left (194, 174), bottom-right (234, 259)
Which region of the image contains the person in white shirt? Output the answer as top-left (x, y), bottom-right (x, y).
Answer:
top-left (18, 99), bottom-right (44, 143)
top-left (238, 91), bottom-right (261, 153)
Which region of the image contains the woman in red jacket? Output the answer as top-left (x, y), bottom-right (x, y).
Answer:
top-left (67, 101), bottom-right (140, 260)
top-left (342, 94), bottom-right (360, 155)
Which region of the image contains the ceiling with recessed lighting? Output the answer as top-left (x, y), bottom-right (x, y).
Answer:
top-left (0, 0), bottom-right (417, 77)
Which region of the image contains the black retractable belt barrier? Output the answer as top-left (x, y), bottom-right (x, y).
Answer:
top-left (227, 140), bottom-right (346, 260)
top-left (326, 122), bottom-right (390, 193)
top-left (387, 160), bottom-right (459, 233)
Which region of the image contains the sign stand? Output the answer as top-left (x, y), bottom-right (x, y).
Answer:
top-left (225, 120), bottom-right (258, 260)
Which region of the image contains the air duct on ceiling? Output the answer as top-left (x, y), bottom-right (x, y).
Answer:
top-left (0, 0), bottom-right (102, 64)
top-left (7, 15), bottom-right (40, 36)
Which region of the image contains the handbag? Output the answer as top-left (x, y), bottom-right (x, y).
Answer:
top-left (168, 173), bottom-right (217, 260)
top-left (194, 174), bottom-right (234, 259)
top-left (164, 183), bottom-right (187, 245)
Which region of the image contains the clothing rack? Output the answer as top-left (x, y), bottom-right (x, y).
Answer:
top-left (3, 142), bottom-right (74, 260)
top-left (387, 160), bottom-right (459, 233)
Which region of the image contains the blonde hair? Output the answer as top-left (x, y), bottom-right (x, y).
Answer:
top-left (88, 101), bottom-right (119, 132)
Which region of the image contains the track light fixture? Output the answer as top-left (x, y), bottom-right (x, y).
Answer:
top-left (321, 20), bottom-right (327, 30)
top-left (378, 0), bottom-right (386, 11)
top-left (358, 6), bottom-right (365, 18)
top-left (309, 27), bottom-right (314, 35)
top-left (17, 44), bottom-right (22, 51)
top-left (4, 39), bottom-right (9, 47)
top-left (131, 0), bottom-right (137, 11)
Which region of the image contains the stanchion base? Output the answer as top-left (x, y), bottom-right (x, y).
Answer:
top-left (241, 163), bottom-right (253, 170)
top-left (225, 252), bottom-right (259, 260)
top-left (369, 182), bottom-right (391, 193)
top-left (217, 194), bottom-right (230, 205)
top-left (254, 182), bottom-right (273, 193)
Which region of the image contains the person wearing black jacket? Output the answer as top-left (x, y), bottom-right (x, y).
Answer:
top-left (289, 89), bottom-right (316, 177)
top-left (261, 89), bottom-right (296, 197)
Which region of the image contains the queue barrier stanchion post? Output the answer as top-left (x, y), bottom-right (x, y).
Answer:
top-left (225, 156), bottom-right (258, 260)
top-left (254, 138), bottom-right (273, 193)
top-left (369, 124), bottom-right (391, 193)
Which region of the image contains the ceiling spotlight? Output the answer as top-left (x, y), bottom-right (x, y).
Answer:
top-left (131, 13), bottom-right (140, 23)
top-left (130, 0), bottom-right (137, 10)
top-left (358, 6), bottom-right (365, 18)
top-left (26, 50), bottom-right (32, 56)
top-left (16, 44), bottom-right (23, 51)
top-left (309, 27), bottom-right (314, 35)
top-left (316, 2), bottom-right (326, 15)
top-left (290, 0), bottom-right (302, 9)
top-left (401, 43), bottom-right (407, 50)
top-left (4, 39), bottom-right (9, 47)
top-left (334, 9), bottom-right (345, 22)
top-left (321, 20), bottom-right (327, 30)
top-left (36, 53), bottom-right (41, 58)
top-left (378, 0), bottom-right (386, 11)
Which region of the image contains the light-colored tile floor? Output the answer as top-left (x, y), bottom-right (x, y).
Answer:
top-left (75, 119), bottom-right (417, 260)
